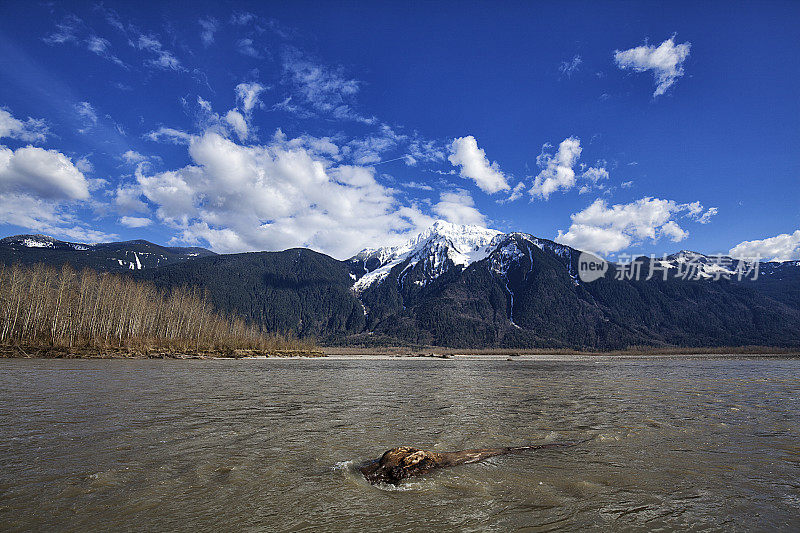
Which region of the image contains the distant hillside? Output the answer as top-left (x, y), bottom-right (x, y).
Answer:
top-left (0, 234), bottom-right (215, 272)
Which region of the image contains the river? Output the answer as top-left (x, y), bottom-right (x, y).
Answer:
top-left (1, 356), bottom-right (798, 531)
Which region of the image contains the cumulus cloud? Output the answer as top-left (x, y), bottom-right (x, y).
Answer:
top-left (729, 230), bottom-right (800, 262)
top-left (0, 108), bottom-right (48, 143)
top-left (0, 145), bottom-right (90, 200)
top-left (0, 144), bottom-right (112, 242)
top-left (114, 184), bottom-right (149, 214)
top-left (224, 110), bottom-right (248, 141)
top-left (119, 216), bottom-right (153, 228)
top-left (133, 131), bottom-right (434, 258)
top-left (0, 191), bottom-right (116, 243)
top-left (555, 197), bottom-right (706, 254)
top-left (448, 136), bottom-right (510, 194)
top-left (529, 137), bottom-right (583, 199)
top-left (432, 189), bottom-right (487, 226)
top-left (614, 36), bottom-right (691, 97)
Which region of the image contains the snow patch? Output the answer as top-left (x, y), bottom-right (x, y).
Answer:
top-left (22, 238), bottom-right (54, 248)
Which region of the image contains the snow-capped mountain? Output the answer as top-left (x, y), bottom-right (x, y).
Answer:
top-left (349, 222), bottom-right (800, 297)
top-left (652, 250), bottom-right (799, 280)
top-left (349, 221), bottom-right (587, 293)
top-left (350, 220), bottom-right (502, 292)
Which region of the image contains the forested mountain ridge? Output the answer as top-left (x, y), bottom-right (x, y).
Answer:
top-left (3, 224), bottom-right (800, 349)
top-left (0, 234), bottom-right (215, 272)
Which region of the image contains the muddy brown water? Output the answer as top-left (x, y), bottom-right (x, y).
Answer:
top-left (0, 357), bottom-right (798, 531)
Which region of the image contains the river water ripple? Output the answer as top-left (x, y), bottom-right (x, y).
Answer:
top-left (0, 357), bottom-right (798, 531)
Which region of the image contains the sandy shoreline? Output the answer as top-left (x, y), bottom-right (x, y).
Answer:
top-left (2, 344), bottom-right (798, 360)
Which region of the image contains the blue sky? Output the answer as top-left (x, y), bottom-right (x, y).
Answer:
top-left (0, 1), bottom-right (798, 260)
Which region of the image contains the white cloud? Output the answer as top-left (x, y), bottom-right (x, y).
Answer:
top-left (555, 197), bottom-right (704, 254)
top-left (281, 49), bottom-right (373, 123)
top-left (133, 131), bottom-right (434, 258)
top-left (0, 108), bottom-right (48, 142)
top-left (407, 138), bottom-right (445, 165)
top-left (660, 220), bottom-right (688, 242)
top-left (121, 150), bottom-right (148, 164)
top-left (729, 230), bottom-right (800, 262)
top-left (529, 137), bottom-right (583, 199)
top-left (75, 156), bottom-right (93, 174)
top-left (581, 166), bottom-right (609, 184)
top-left (135, 35), bottom-right (182, 70)
top-left (44, 15), bottom-right (125, 67)
top-left (621, 180), bottom-right (634, 188)
top-left (43, 15), bottom-right (80, 45)
top-left (119, 216), bottom-right (153, 228)
top-left (402, 181), bottom-right (434, 191)
top-left (0, 144), bottom-right (112, 242)
top-left (230, 12), bottom-right (255, 25)
top-left (146, 127), bottom-right (192, 144)
top-left (236, 38), bottom-right (260, 58)
top-left (505, 182), bottom-right (526, 202)
top-left (0, 145), bottom-right (90, 200)
top-left (614, 36), bottom-right (691, 97)
top-left (235, 82), bottom-right (266, 112)
top-left (559, 55), bottom-right (582, 77)
top-left (86, 36), bottom-right (109, 54)
top-left (432, 189), bottom-right (487, 226)
top-left (74, 102), bottom-right (98, 133)
top-left (447, 136), bottom-right (510, 194)
top-left (199, 17), bottom-right (218, 47)
top-left (697, 207), bottom-right (718, 224)
top-left (347, 124), bottom-right (406, 165)
top-left (0, 191), bottom-right (116, 243)
top-left (115, 184), bottom-right (149, 214)
top-left (224, 110), bottom-right (248, 141)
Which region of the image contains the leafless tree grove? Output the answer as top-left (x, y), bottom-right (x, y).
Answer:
top-left (0, 263), bottom-right (310, 353)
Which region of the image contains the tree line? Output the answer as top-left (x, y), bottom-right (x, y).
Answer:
top-left (0, 262), bottom-right (312, 353)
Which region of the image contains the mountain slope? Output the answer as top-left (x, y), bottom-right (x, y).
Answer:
top-left (348, 225), bottom-right (800, 349)
top-left (137, 248), bottom-right (365, 340)
top-left (2, 225), bottom-right (800, 349)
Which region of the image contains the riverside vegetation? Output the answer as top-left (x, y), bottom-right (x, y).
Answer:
top-left (0, 263), bottom-right (319, 358)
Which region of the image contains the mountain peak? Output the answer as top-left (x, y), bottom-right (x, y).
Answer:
top-left (350, 220), bottom-right (503, 292)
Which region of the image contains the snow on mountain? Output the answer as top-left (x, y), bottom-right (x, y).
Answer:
top-left (653, 250), bottom-right (754, 279)
top-left (351, 220), bottom-right (502, 292)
